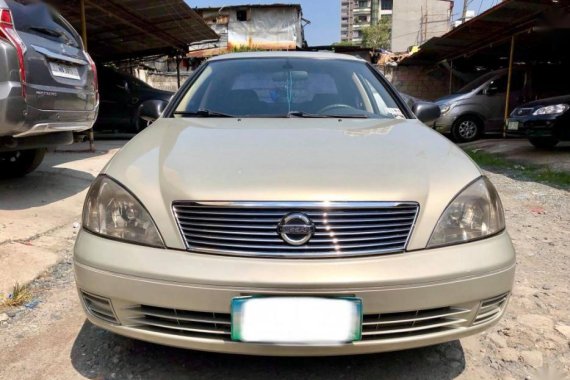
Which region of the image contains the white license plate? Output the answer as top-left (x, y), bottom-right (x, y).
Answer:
top-left (49, 62), bottom-right (80, 80)
top-left (507, 121), bottom-right (519, 131)
top-left (231, 297), bottom-right (362, 344)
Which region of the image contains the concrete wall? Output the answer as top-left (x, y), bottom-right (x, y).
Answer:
top-left (135, 69), bottom-right (192, 92)
top-left (391, 0), bottom-right (451, 52)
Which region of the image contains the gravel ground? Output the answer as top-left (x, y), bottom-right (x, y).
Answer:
top-left (0, 169), bottom-right (569, 380)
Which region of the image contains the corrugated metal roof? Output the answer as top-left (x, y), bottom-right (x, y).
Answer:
top-left (401, 0), bottom-right (569, 66)
top-left (194, 3), bottom-right (302, 11)
top-left (46, 0), bottom-right (218, 61)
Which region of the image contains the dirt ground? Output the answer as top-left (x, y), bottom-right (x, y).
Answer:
top-left (0, 142), bottom-right (569, 380)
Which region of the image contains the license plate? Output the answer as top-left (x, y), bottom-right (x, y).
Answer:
top-left (49, 62), bottom-right (80, 80)
top-left (507, 121), bottom-right (519, 131)
top-left (231, 297), bottom-right (362, 344)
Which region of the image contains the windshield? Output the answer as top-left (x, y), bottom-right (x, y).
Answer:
top-left (455, 71), bottom-right (500, 95)
top-left (173, 57), bottom-right (404, 119)
top-left (7, 0), bottom-right (80, 48)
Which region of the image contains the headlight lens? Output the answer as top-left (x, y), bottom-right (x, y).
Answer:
top-left (83, 176), bottom-right (164, 247)
top-left (439, 104), bottom-right (451, 114)
top-left (533, 104), bottom-right (568, 115)
top-left (428, 177), bottom-right (505, 248)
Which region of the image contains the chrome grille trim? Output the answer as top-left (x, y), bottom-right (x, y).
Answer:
top-left (172, 201), bottom-right (419, 258)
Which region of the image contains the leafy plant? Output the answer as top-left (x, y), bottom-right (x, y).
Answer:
top-left (361, 17), bottom-right (392, 50)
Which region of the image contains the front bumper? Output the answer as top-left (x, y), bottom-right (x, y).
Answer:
top-left (505, 115), bottom-right (564, 139)
top-left (74, 230), bottom-right (516, 356)
top-left (432, 113), bottom-right (457, 134)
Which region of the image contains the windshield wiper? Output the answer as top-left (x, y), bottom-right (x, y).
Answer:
top-left (174, 109), bottom-right (234, 118)
top-left (287, 111), bottom-right (369, 119)
top-left (28, 26), bottom-right (75, 46)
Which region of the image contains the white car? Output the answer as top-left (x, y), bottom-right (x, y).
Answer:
top-left (74, 52), bottom-right (515, 356)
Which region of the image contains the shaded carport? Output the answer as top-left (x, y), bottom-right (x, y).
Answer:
top-left (400, 0), bottom-right (570, 136)
top-left (43, 0), bottom-right (218, 149)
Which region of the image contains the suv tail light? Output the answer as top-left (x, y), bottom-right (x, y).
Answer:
top-left (84, 51), bottom-right (99, 104)
top-left (0, 8), bottom-right (27, 97)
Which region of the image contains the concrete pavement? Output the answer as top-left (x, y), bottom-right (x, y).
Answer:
top-left (0, 141), bottom-right (124, 297)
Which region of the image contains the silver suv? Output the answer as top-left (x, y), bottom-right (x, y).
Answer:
top-left (0, 0), bottom-right (98, 177)
top-left (433, 69), bottom-right (524, 142)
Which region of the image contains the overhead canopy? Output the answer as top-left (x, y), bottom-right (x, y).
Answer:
top-left (46, 0), bottom-right (219, 61)
top-left (401, 0), bottom-right (570, 67)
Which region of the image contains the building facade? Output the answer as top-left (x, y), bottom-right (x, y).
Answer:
top-left (190, 4), bottom-right (305, 57)
top-left (340, 0), bottom-right (451, 52)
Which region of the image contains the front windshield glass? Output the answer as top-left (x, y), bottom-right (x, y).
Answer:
top-left (173, 57), bottom-right (404, 119)
top-left (456, 71), bottom-right (498, 94)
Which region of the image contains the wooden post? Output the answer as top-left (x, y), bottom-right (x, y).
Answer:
top-left (176, 56), bottom-right (181, 89)
top-left (448, 60), bottom-right (453, 94)
top-left (80, 0), bottom-right (95, 152)
top-left (503, 35), bottom-right (515, 138)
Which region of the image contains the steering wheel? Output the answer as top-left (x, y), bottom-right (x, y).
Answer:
top-left (317, 104), bottom-right (357, 114)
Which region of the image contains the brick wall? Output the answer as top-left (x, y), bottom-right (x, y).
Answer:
top-left (383, 65), bottom-right (463, 101)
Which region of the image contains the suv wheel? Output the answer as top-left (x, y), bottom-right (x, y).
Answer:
top-left (0, 149), bottom-right (46, 178)
top-left (529, 137), bottom-right (559, 150)
top-left (452, 116), bottom-right (482, 143)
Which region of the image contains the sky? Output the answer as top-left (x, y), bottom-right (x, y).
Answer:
top-left (186, 0), bottom-right (499, 46)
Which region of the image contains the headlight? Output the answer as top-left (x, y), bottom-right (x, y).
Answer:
top-left (83, 176), bottom-right (164, 247)
top-left (533, 104), bottom-right (568, 115)
top-left (439, 104), bottom-right (451, 114)
top-left (428, 177), bottom-right (505, 248)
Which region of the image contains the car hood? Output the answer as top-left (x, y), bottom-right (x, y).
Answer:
top-left (435, 93), bottom-right (469, 105)
top-left (518, 94), bottom-right (570, 108)
top-left (103, 118), bottom-right (481, 250)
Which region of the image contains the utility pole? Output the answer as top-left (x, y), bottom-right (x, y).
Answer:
top-left (461, 0), bottom-right (468, 22)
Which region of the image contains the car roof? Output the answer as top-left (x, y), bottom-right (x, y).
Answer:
top-left (208, 51), bottom-right (364, 62)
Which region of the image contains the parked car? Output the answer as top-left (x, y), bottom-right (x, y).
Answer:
top-left (74, 52), bottom-right (514, 356)
top-left (0, 0), bottom-right (97, 177)
top-left (507, 95), bottom-right (569, 149)
top-left (94, 66), bottom-right (172, 133)
top-left (434, 69), bottom-right (525, 142)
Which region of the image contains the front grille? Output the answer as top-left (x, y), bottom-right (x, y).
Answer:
top-left (473, 293), bottom-right (509, 326)
top-left (172, 201), bottom-right (419, 258)
top-left (128, 304), bottom-right (471, 342)
top-left (361, 306), bottom-right (471, 341)
top-left (129, 305), bottom-right (231, 339)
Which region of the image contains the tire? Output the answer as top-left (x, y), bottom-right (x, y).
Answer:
top-left (0, 149), bottom-right (46, 178)
top-left (451, 116), bottom-right (483, 143)
top-left (529, 137), bottom-right (559, 150)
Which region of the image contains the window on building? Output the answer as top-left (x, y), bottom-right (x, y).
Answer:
top-left (358, 1), bottom-right (369, 8)
top-left (236, 9), bottom-right (248, 22)
top-left (381, 0), bottom-right (393, 11)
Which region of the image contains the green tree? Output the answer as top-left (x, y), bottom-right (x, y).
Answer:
top-left (361, 17), bottom-right (392, 50)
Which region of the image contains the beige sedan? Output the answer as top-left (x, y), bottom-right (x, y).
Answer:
top-left (74, 52), bottom-right (515, 356)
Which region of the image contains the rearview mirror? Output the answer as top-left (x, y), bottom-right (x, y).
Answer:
top-left (139, 99), bottom-right (168, 124)
top-left (412, 101), bottom-right (441, 124)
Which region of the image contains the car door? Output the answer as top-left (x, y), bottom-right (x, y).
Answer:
top-left (97, 69), bottom-right (132, 128)
top-left (481, 72), bottom-right (524, 132)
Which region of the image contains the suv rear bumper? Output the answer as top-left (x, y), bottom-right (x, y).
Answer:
top-left (1, 80), bottom-right (97, 138)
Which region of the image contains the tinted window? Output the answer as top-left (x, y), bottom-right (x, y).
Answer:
top-left (7, 0), bottom-right (80, 47)
top-left (174, 58), bottom-right (403, 119)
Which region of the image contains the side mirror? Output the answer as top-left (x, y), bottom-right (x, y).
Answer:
top-left (483, 86), bottom-right (498, 96)
top-left (139, 99), bottom-right (168, 124)
top-left (412, 101), bottom-right (441, 124)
